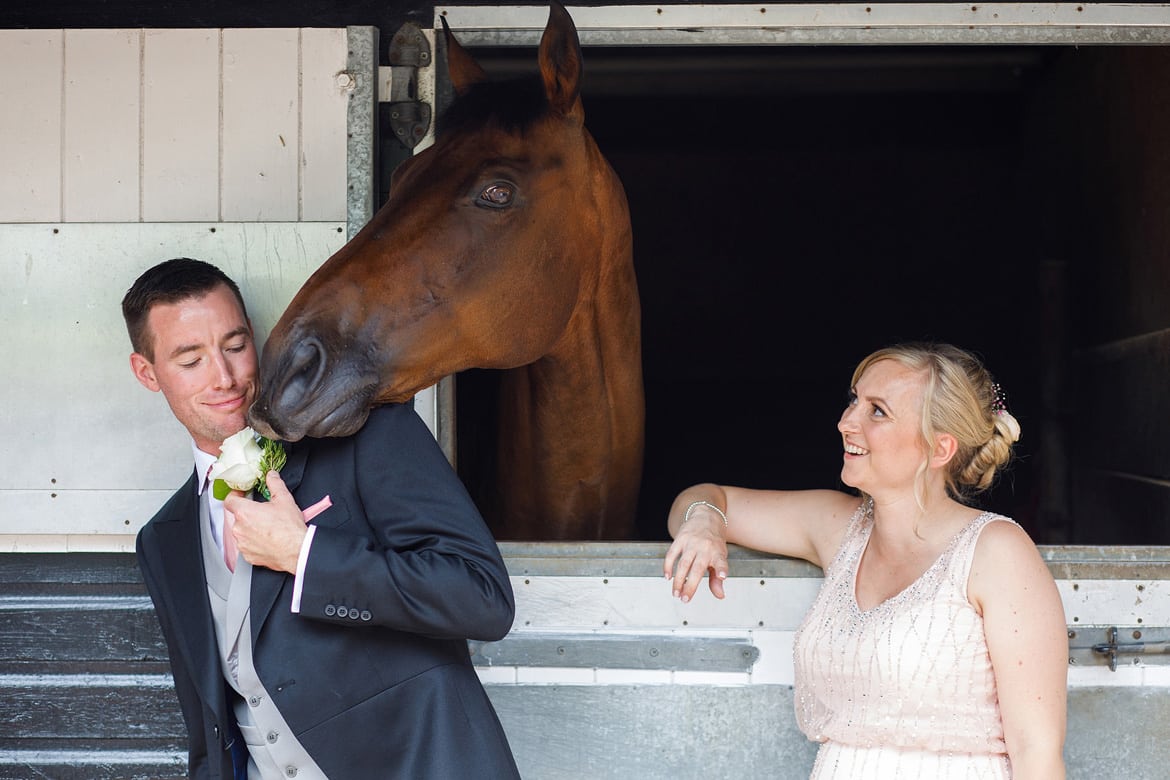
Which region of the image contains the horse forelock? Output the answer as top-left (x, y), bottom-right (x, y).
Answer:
top-left (437, 76), bottom-right (551, 138)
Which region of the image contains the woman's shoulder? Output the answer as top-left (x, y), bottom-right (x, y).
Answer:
top-left (967, 515), bottom-right (1053, 606)
top-left (807, 491), bottom-right (869, 565)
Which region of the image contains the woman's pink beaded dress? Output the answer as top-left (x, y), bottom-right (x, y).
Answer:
top-left (794, 499), bottom-right (1014, 778)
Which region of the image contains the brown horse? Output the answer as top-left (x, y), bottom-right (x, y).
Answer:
top-left (248, 2), bottom-right (643, 540)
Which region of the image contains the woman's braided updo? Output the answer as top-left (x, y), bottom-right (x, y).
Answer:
top-left (851, 343), bottom-right (1020, 500)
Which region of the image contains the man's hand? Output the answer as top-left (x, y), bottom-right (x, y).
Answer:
top-left (223, 471), bottom-right (307, 574)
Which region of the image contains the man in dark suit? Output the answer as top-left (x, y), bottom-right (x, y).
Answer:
top-left (123, 258), bottom-right (519, 779)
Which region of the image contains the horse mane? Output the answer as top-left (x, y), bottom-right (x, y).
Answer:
top-left (437, 76), bottom-right (551, 138)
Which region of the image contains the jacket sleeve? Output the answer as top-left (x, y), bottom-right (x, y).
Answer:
top-left (297, 403), bottom-right (516, 641)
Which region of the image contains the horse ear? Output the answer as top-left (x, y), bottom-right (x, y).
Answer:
top-left (538, 0), bottom-right (584, 120)
top-left (442, 15), bottom-right (487, 95)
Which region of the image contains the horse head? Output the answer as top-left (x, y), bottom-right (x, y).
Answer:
top-left (251, 2), bottom-right (643, 539)
top-left (250, 1), bottom-right (621, 441)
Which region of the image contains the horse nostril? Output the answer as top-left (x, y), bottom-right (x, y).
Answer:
top-left (278, 337), bottom-right (327, 412)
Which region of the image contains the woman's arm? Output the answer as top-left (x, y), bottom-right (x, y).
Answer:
top-left (970, 520), bottom-right (1068, 779)
top-left (663, 484), bottom-right (858, 602)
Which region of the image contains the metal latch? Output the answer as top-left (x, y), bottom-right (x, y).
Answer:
top-left (383, 22), bottom-right (432, 149)
top-left (1068, 625), bottom-right (1170, 670)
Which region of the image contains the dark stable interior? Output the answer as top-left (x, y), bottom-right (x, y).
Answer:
top-left (455, 44), bottom-right (1170, 545)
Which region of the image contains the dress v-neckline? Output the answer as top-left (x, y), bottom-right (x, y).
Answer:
top-left (850, 507), bottom-right (991, 615)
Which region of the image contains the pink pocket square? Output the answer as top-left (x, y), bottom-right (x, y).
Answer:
top-left (302, 495), bottom-right (332, 524)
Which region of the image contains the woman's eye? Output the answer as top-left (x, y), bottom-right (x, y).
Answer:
top-left (871, 405), bottom-right (886, 418)
top-left (477, 182), bottom-right (515, 208)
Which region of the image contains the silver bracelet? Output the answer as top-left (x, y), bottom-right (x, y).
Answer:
top-left (683, 500), bottom-right (728, 527)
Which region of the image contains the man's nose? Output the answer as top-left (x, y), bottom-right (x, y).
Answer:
top-left (210, 353), bottom-right (236, 389)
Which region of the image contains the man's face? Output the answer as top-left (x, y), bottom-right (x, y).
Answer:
top-left (130, 284), bottom-right (258, 455)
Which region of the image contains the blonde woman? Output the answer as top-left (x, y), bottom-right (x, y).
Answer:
top-left (664, 343), bottom-right (1066, 779)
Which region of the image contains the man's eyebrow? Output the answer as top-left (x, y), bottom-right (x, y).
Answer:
top-left (165, 327), bottom-right (250, 360)
top-left (223, 326), bottom-right (250, 342)
top-left (167, 343), bottom-right (202, 360)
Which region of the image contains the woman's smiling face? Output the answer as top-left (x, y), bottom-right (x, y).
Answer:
top-left (837, 359), bottom-right (930, 496)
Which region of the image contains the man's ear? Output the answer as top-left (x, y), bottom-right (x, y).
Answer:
top-left (930, 432), bottom-right (959, 469)
top-left (130, 352), bottom-right (160, 392)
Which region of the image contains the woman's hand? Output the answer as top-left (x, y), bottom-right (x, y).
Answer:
top-left (663, 492), bottom-right (729, 603)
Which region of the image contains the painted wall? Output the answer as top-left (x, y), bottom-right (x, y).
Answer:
top-left (0, 28), bottom-right (353, 551)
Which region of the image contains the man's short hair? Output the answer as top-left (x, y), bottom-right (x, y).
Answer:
top-left (122, 258), bottom-right (248, 361)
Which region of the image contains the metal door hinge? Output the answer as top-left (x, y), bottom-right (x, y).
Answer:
top-left (380, 22), bottom-right (432, 149)
top-left (1068, 625), bottom-right (1170, 671)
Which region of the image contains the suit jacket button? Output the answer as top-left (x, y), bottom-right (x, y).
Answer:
top-left (360, 610), bottom-right (372, 621)
top-left (336, 606), bottom-right (349, 618)
top-left (324, 605), bottom-right (336, 616)
top-left (349, 609), bottom-right (360, 620)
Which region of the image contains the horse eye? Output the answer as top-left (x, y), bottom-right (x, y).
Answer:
top-left (477, 182), bottom-right (515, 209)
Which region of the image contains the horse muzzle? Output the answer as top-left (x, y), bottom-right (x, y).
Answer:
top-left (250, 335), bottom-right (379, 441)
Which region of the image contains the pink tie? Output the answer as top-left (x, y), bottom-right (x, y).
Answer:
top-left (222, 506), bottom-right (238, 573)
top-left (206, 465), bottom-right (239, 573)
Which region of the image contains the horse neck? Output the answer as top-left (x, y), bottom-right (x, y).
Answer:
top-left (496, 183), bottom-right (643, 538)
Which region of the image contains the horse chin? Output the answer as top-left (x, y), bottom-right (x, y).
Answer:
top-left (249, 382), bottom-right (377, 442)
top-left (306, 397), bottom-right (374, 439)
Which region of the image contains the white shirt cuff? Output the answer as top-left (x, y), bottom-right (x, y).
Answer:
top-left (289, 524), bottom-right (318, 614)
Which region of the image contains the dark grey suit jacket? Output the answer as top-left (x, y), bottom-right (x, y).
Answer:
top-left (137, 403), bottom-right (519, 779)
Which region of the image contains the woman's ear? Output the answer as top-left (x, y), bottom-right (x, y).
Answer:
top-left (930, 432), bottom-right (959, 469)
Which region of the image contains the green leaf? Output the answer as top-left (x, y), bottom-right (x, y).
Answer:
top-left (258, 437), bottom-right (287, 477)
top-left (212, 478), bottom-right (231, 501)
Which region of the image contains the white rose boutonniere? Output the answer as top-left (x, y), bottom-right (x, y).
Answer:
top-left (209, 427), bottom-right (287, 501)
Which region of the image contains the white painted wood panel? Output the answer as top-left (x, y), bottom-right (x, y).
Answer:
top-left (0, 222), bottom-right (345, 540)
top-left (0, 31), bottom-right (63, 222)
top-left (0, 27), bottom-right (350, 225)
top-left (221, 29), bottom-right (299, 221)
top-left (300, 28), bottom-right (350, 221)
top-left (63, 30), bottom-right (141, 222)
top-left (142, 29), bottom-right (220, 221)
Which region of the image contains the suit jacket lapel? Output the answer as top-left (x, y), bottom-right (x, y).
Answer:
top-left (150, 472), bottom-right (228, 714)
top-left (250, 441), bottom-right (308, 642)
